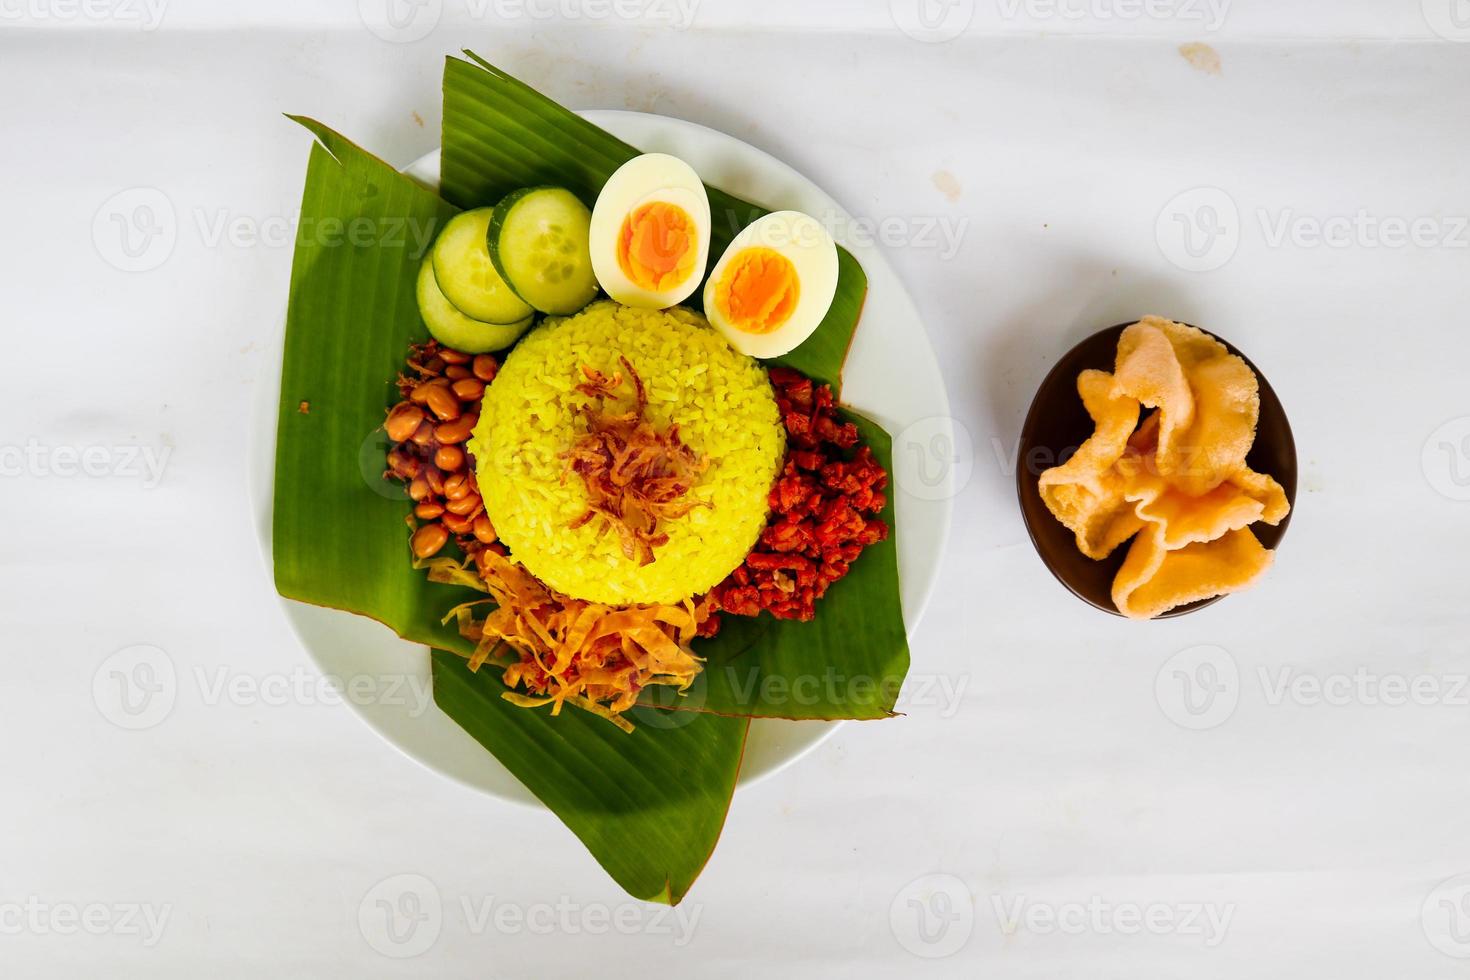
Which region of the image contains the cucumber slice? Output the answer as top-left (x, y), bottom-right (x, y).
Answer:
top-left (430, 207), bottom-right (534, 325)
top-left (488, 187), bottom-right (600, 315)
top-left (416, 258), bottom-right (532, 354)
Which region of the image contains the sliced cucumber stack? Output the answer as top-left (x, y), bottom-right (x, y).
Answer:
top-left (416, 258), bottom-right (531, 354)
top-left (430, 207), bottom-right (535, 325)
top-left (488, 187), bottom-right (599, 315)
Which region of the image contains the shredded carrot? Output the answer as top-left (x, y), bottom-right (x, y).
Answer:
top-left (563, 357), bottom-right (709, 566)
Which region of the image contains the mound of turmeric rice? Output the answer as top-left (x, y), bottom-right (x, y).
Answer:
top-left (469, 301), bottom-right (784, 605)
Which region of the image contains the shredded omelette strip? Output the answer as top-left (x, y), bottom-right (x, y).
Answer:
top-left (438, 551), bottom-right (711, 732)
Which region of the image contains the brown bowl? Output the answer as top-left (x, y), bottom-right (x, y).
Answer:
top-left (1016, 323), bottom-right (1297, 618)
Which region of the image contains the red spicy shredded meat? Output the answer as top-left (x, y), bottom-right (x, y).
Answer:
top-left (712, 367), bottom-right (889, 622)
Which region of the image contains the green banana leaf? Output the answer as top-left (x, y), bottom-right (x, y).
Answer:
top-left (273, 54), bottom-right (914, 901)
top-left (442, 51), bottom-right (865, 394)
top-left (272, 117), bottom-right (747, 903)
top-left (439, 52), bottom-right (908, 720)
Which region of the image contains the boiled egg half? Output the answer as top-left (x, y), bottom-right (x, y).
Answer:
top-left (703, 210), bottom-right (838, 359)
top-left (589, 153), bottom-right (711, 309)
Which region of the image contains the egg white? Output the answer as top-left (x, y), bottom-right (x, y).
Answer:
top-left (703, 210), bottom-right (839, 359)
top-left (589, 153), bottom-right (711, 309)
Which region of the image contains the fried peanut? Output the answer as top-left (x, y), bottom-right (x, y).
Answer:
top-left (411, 523), bottom-right (449, 559)
top-left (434, 414), bottom-right (476, 445)
top-left (385, 403), bottom-right (425, 443)
top-left (424, 385), bottom-right (461, 422)
top-left (446, 492), bottom-right (482, 516)
top-left (451, 378), bottom-right (485, 401)
top-left (434, 445), bottom-right (465, 472)
top-left (473, 515), bottom-right (497, 544)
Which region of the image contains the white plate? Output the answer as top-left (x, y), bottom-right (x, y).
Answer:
top-left (250, 110), bottom-right (953, 805)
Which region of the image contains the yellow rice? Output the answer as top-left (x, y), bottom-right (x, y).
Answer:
top-left (469, 301), bottom-right (785, 605)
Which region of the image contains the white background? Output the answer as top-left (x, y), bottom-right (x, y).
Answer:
top-left (4, 1), bottom-right (1470, 976)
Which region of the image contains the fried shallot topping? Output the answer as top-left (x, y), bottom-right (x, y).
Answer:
top-left (563, 356), bottom-right (709, 566)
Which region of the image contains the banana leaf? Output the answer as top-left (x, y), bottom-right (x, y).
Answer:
top-left (273, 55), bottom-right (914, 901)
top-left (439, 53), bottom-right (909, 720)
top-left (442, 51), bottom-right (865, 392)
top-left (272, 118), bottom-right (746, 903)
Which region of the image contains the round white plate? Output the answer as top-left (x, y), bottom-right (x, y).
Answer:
top-left (251, 110), bottom-right (953, 805)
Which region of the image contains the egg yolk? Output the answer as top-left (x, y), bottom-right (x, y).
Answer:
top-left (618, 202), bottom-right (697, 293)
top-left (713, 248), bottom-right (800, 334)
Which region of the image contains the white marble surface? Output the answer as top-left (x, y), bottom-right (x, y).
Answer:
top-left (4, 3), bottom-right (1470, 976)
